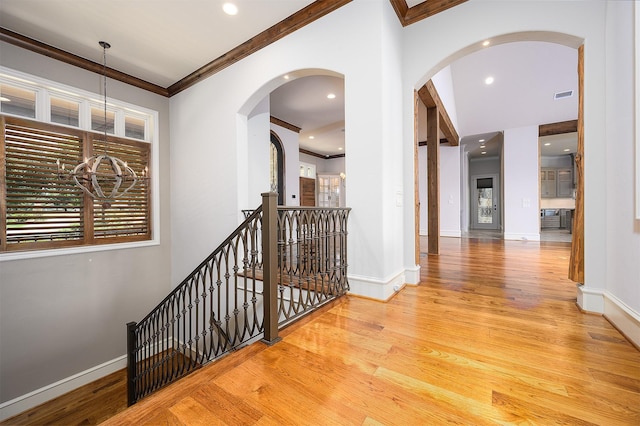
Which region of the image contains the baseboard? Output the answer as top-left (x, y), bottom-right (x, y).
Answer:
top-left (503, 232), bottom-right (540, 241)
top-left (348, 270), bottom-right (405, 301)
top-left (441, 229), bottom-right (461, 238)
top-left (577, 285), bottom-right (640, 348)
top-left (604, 292), bottom-right (640, 349)
top-left (576, 284), bottom-right (605, 313)
top-left (404, 265), bottom-right (420, 285)
top-left (0, 355), bottom-right (127, 421)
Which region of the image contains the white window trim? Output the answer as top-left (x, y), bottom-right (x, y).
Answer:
top-left (0, 66), bottom-right (161, 261)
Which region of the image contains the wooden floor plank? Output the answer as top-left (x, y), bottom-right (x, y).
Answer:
top-left (4, 237), bottom-right (640, 425)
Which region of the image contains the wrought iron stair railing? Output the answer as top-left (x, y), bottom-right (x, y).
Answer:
top-left (126, 193), bottom-right (350, 405)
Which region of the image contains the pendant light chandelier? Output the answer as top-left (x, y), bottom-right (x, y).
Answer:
top-left (57, 41), bottom-right (145, 209)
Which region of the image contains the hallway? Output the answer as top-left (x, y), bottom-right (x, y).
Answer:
top-left (4, 238), bottom-right (639, 425)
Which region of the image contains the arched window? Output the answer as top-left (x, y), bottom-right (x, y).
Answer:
top-left (270, 131), bottom-right (285, 205)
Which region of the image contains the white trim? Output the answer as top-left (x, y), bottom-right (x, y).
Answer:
top-left (0, 355), bottom-right (126, 421)
top-left (604, 292), bottom-right (640, 348)
top-left (578, 285), bottom-right (640, 348)
top-left (404, 265), bottom-right (420, 285)
top-left (0, 239), bottom-right (160, 262)
top-left (441, 229), bottom-right (462, 238)
top-left (348, 270), bottom-right (405, 301)
top-left (503, 232), bottom-right (541, 241)
top-left (577, 284), bottom-right (606, 313)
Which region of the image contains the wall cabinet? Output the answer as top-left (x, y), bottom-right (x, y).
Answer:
top-left (541, 167), bottom-right (573, 198)
top-left (541, 169), bottom-right (557, 197)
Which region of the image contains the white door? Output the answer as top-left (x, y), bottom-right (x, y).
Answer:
top-left (317, 174), bottom-right (341, 207)
top-left (471, 174), bottom-right (500, 230)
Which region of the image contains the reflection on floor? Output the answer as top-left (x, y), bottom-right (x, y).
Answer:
top-left (458, 229), bottom-right (573, 243)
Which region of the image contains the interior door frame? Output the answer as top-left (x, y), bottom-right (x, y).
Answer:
top-left (471, 173), bottom-right (500, 230)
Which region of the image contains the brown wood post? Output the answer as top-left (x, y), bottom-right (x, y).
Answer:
top-left (427, 107), bottom-right (440, 255)
top-left (414, 91), bottom-right (421, 264)
top-left (569, 45), bottom-right (584, 283)
top-left (261, 192), bottom-right (281, 345)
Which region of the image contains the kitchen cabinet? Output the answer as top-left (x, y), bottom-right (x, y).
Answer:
top-left (541, 167), bottom-right (573, 198)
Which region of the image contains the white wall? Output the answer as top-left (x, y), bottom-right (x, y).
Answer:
top-left (440, 145), bottom-right (462, 237)
top-left (0, 42), bottom-right (172, 411)
top-left (170, 1), bottom-right (406, 298)
top-left (401, 0), bottom-right (608, 308)
top-left (603, 0), bottom-right (640, 343)
top-left (247, 97), bottom-right (271, 208)
top-left (503, 126), bottom-right (541, 240)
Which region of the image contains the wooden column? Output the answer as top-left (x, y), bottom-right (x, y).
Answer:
top-left (569, 45), bottom-right (584, 283)
top-left (414, 91), bottom-right (421, 264)
top-left (427, 107), bottom-right (440, 255)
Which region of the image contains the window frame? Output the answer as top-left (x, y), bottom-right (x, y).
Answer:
top-left (0, 67), bottom-right (160, 261)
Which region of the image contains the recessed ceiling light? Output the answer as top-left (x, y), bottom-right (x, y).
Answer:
top-left (338, 147), bottom-right (343, 151)
top-left (0, 97), bottom-right (10, 102)
top-left (283, 75), bottom-right (290, 80)
top-left (327, 93), bottom-right (336, 99)
top-left (544, 143), bottom-right (551, 146)
top-left (482, 40), bottom-right (490, 47)
top-left (222, 3), bottom-right (238, 15)
top-left (309, 136), bottom-right (314, 140)
top-left (485, 76), bottom-right (494, 85)
top-left (479, 139), bottom-right (485, 142)
top-left (564, 148), bottom-right (570, 152)
top-left (481, 151), bottom-right (487, 155)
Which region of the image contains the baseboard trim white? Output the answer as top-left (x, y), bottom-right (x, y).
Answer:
top-left (0, 355), bottom-right (127, 421)
top-left (404, 265), bottom-right (420, 285)
top-left (604, 292), bottom-right (640, 349)
top-left (577, 284), bottom-right (605, 313)
top-left (441, 229), bottom-right (462, 238)
top-left (577, 285), bottom-right (640, 348)
top-left (503, 232), bottom-right (540, 241)
top-left (348, 270), bottom-right (405, 301)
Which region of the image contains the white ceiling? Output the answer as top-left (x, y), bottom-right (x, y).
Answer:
top-left (0, 0), bottom-right (314, 87)
top-left (0, 1), bottom-right (578, 158)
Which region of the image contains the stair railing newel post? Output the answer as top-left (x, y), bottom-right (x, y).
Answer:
top-left (126, 321), bottom-right (137, 406)
top-left (261, 191), bottom-right (281, 345)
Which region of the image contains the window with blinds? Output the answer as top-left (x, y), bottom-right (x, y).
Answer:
top-left (1, 115), bottom-right (151, 252)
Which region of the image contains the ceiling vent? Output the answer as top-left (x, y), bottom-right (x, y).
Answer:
top-left (554, 90), bottom-right (574, 100)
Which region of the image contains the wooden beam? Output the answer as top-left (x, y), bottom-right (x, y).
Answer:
top-left (418, 80), bottom-right (459, 146)
top-left (539, 120), bottom-right (578, 137)
top-left (168, 0), bottom-right (352, 96)
top-left (569, 46), bottom-right (584, 283)
top-left (0, 27), bottom-right (169, 97)
top-left (270, 116), bottom-right (301, 133)
top-left (389, 0), bottom-right (468, 27)
top-left (299, 148), bottom-right (344, 159)
top-left (427, 106), bottom-right (440, 255)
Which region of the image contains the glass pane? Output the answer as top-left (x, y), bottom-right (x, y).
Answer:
top-left (51, 97), bottom-right (79, 126)
top-left (91, 107), bottom-right (115, 134)
top-left (477, 188), bottom-right (493, 224)
top-left (125, 115), bottom-right (146, 140)
top-left (0, 84), bottom-right (36, 118)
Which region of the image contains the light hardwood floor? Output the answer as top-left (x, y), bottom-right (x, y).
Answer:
top-left (4, 237), bottom-right (640, 425)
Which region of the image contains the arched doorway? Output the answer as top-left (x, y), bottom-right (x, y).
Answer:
top-left (413, 33), bottom-right (583, 276)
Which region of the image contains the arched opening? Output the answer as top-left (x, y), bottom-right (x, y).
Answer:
top-left (414, 32), bottom-right (582, 268)
top-left (239, 68), bottom-right (345, 210)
